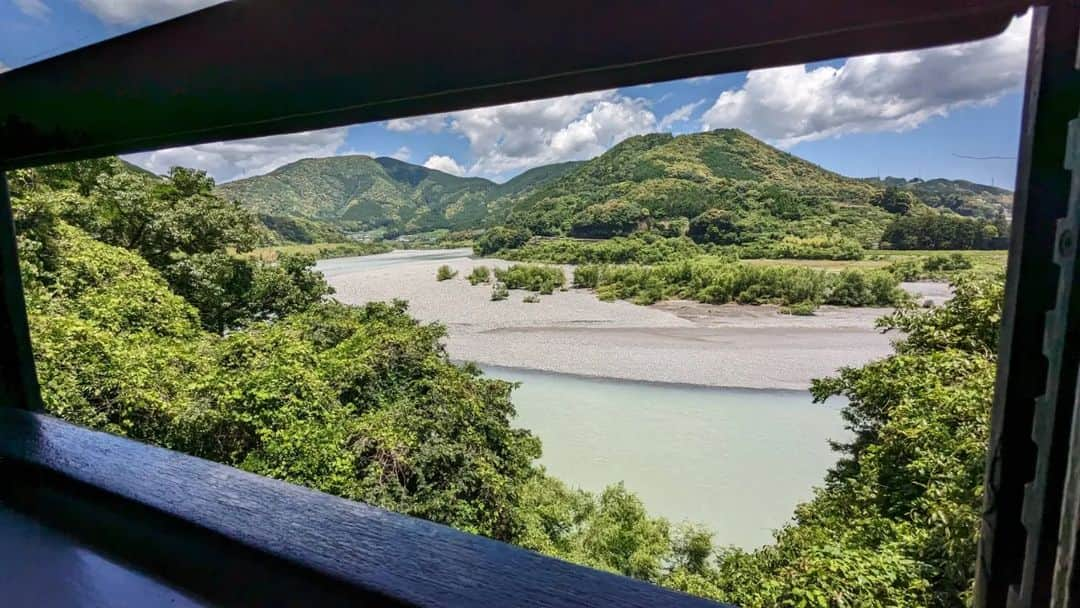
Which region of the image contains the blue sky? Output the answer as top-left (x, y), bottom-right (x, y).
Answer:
top-left (2, 1), bottom-right (1030, 188)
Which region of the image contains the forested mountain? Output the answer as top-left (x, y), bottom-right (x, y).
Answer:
top-left (493, 130), bottom-right (887, 243)
top-left (219, 155), bottom-right (489, 232)
top-left (861, 176), bottom-right (1012, 219)
top-left (491, 160), bottom-right (586, 198)
top-left (217, 155), bottom-right (580, 234)
top-left (491, 129), bottom-right (1010, 250)
top-left (217, 130), bottom-right (1011, 249)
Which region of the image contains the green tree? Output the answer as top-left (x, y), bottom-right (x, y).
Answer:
top-left (688, 208), bottom-right (740, 245)
top-left (881, 212), bottom-right (1006, 250)
top-left (875, 186), bottom-right (917, 215)
top-left (165, 252), bottom-right (332, 334)
top-left (661, 275), bottom-right (1003, 607)
top-left (474, 225), bottom-right (532, 256)
top-left (569, 200), bottom-right (649, 238)
top-left (84, 169), bottom-right (257, 267)
top-left (580, 484), bottom-right (671, 580)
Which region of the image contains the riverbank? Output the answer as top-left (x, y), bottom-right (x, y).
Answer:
top-left (243, 240), bottom-right (393, 262)
top-left (321, 249), bottom-right (931, 390)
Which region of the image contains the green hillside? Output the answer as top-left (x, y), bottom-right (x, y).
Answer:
top-left (861, 176), bottom-right (1012, 219)
top-left (216, 130), bottom-right (1011, 249)
top-left (495, 129), bottom-right (888, 245)
top-left (217, 155), bottom-right (578, 234)
top-left (219, 155), bottom-right (479, 232)
top-left (491, 161), bottom-right (585, 198)
top-left (491, 130), bottom-right (1011, 250)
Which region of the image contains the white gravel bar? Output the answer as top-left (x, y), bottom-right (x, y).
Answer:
top-left (321, 249), bottom-right (919, 391)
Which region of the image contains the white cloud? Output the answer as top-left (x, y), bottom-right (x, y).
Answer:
top-left (77, 0), bottom-right (226, 25)
top-left (422, 154), bottom-right (465, 176)
top-left (14, 0), bottom-right (51, 19)
top-left (386, 115), bottom-right (447, 133)
top-left (391, 146), bottom-right (411, 161)
top-left (701, 12), bottom-right (1031, 148)
top-left (0, 62), bottom-right (9, 74)
top-left (658, 100), bottom-right (705, 131)
top-left (123, 127), bottom-right (349, 182)
top-left (387, 90), bottom-right (658, 178)
top-left (686, 76), bottom-right (718, 85)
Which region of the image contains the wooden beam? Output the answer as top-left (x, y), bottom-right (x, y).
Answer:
top-left (0, 408), bottom-right (728, 607)
top-left (975, 5), bottom-right (1080, 607)
top-left (0, 173), bottom-right (42, 411)
top-left (0, 0), bottom-right (1027, 169)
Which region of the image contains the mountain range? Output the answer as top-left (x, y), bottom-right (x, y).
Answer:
top-left (218, 155), bottom-right (582, 235)
top-left (216, 129), bottom-right (1012, 243)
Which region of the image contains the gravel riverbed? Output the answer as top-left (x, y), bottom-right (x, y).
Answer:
top-left (322, 250), bottom-right (939, 390)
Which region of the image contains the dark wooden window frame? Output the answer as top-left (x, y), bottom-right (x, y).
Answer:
top-left (1, 1), bottom-right (1076, 606)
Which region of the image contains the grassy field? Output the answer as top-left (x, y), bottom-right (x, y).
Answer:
top-left (240, 241), bottom-right (393, 262)
top-left (744, 249), bottom-right (1007, 274)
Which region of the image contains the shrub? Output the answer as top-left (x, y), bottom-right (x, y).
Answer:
top-left (780, 301), bottom-right (817, 316)
top-left (888, 253), bottom-right (975, 281)
top-left (502, 234), bottom-right (704, 265)
top-left (828, 270), bottom-right (872, 306)
top-left (523, 294), bottom-right (541, 303)
top-left (885, 259), bottom-right (922, 281)
top-left (575, 258), bottom-right (906, 308)
top-left (924, 252), bottom-right (974, 272)
top-left (742, 235), bottom-right (865, 261)
top-left (494, 264), bottom-right (566, 294)
top-left (467, 265), bottom-right (492, 285)
top-left (574, 265), bottom-right (602, 288)
top-left (436, 265), bottom-right (458, 281)
top-left (490, 282), bottom-right (509, 301)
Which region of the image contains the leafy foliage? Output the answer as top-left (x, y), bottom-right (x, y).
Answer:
top-left (14, 163), bottom-right (548, 540)
top-left (576, 258), bottom-right (906, 308)
top-left (570, 200), bottom-right (649, 238)
top-left (493, 264), bottom-right (566, 294)
top-left (863, 177), bottom-right (1012, 219)
top-left (739, 235), bottom-right (865, 261)
top-left (436, 264), bottom-right (458, 281)
top-left (881, 212), bottom-right (1007, 250)
top-left (874, 186), bottom-right (917, 215)
top-left (490, 282), bottom-right (510, 301)
top-left (658, 275), bottom-right (1004, 607)
top-left (14, 157), bottom-right (1008, 607)
top-left (688, 208), bottom-right (740, 245)
top-left (258, 213), bottom-right (349, 244)
top-left (500, 234), bottom-right (704, 265)
top-left (467, 265), bottom-right (492, 285)
top-left (13, 160), bottom-right (338, 334)
top-left (923, 253), bottom-right (974, 273)
top-left (474, 225), bottom-right (532, 256)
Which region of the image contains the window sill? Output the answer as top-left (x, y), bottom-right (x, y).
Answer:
top-left (0, 408), bottom-right (726, 607)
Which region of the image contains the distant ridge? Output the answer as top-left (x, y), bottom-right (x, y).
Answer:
top-left (860, 176), bottom-right (1012, 219)
top-left (218, 155), bottom-right (579, 233)
top-left (217, 130), bottom-right (1013, 238)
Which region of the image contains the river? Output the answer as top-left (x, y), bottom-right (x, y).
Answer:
top-left (319, 250), bottom-right (855, 549)
top-left (483, 365), bottom-right (847, 549)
